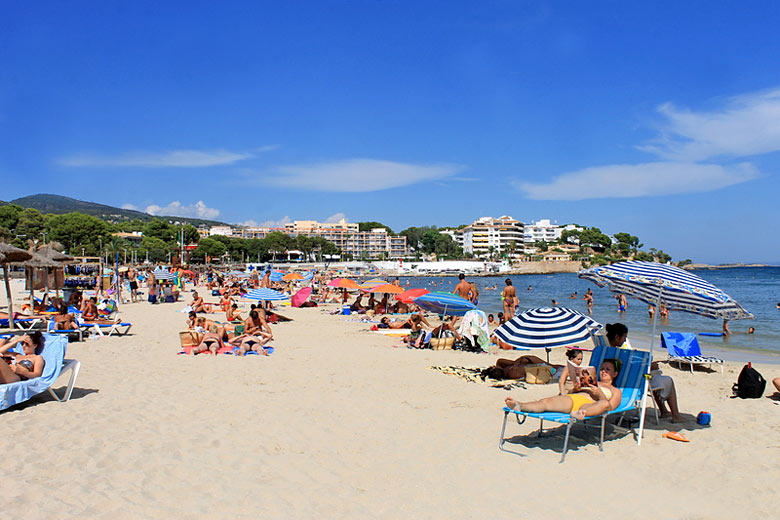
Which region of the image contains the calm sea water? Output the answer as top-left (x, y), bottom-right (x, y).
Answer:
top-left (396, 267), bottom-right (780, 357)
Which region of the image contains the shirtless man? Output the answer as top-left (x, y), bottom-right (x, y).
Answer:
top-left (453, 274), bottom-right (471, 300)
top-left (128, 267), bottom-right (139, 303)
top-left (502, 278), bottom-right (518, 318)
top-left (190, 291), bottom-right (211, 313)
top-left (54, 305), bottom-right (79, 330)
top-left (244, 309), bottom-right (273, 341)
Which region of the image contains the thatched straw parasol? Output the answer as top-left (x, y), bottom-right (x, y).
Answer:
top-left (36, 244), bottom-right (74, 263)
top-left (19, 252), bottom-right (60, 316)
top-left (0, 243), bottom-right (33, 329)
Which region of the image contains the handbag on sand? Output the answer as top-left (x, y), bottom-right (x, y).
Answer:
top-left (525, 365), bottom-right (552, 384)
top-left (179, 331), bottom-right (202, 347)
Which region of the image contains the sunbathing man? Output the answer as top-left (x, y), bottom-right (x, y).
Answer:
top-left (54, 305), bottom-right (79, 330)
top-left (190, 291), bottom-right (212, 313)
top-left (244, 309), bottom-right (273, 342)
top-left (484, 355), bottom-right (562, 380)
top-left (226, 303), bottom-right (243, 323)
top-left (505, 359), bottom-right (622, 421)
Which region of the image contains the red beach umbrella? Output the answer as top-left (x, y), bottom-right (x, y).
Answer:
top-left (396, 288), bottom-right (430, 303)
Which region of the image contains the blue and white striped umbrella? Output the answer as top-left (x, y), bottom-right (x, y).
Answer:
top-left (260, 270), bottom-right (286, 282)
top-left (244, 288), bottom-right (288, 301)
top-left (413, 292), bottom-right (477, 317)
top-left (579, 261), bottom-right (752, 320)
top-left (152, 269), bottom-right (175, 281)
top-left (228, 270), bottom-right (251, 279)
top-left (494, 307), bottom-right (602, 349)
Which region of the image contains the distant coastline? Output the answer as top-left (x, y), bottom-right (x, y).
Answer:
top-left (684, 263), bottom-right (773, 270)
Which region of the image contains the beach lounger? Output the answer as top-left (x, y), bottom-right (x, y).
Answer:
top-left (499, 346), bottom-right (651, 463)
top-left (661, 332), bottom-right (723, 374)
top-left (86, 321), bottom-right (133, 337)
top-left (1, 334), bottom-right (81, 411)
top-left (46, 320), bottom-right (83, 342)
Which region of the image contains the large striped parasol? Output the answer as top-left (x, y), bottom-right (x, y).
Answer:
top-left (579, 260), bottom-right (752, 447)
top-left (493, 307), bottom-right (602, 350)
top-left (244, 288), bottom-right (288, 301)
top-left (578, 261), bottom-right (752, 320)
top-left (413, 291), bottom-right (476, 317)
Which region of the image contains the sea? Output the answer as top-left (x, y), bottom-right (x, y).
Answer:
top-left (395, 267), bottom-right (780, 360)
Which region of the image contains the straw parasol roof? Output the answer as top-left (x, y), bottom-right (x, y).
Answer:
top-left (0, 243), bottom-right (33, 263)
top-left (36, 244), bottom-right (74, 263)
top-left (0, 243), bottom-right (33, 329)
top-left (19, 251), bottom-right (60, 269)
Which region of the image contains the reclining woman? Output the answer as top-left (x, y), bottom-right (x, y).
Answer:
top-left (484, 355), bottom-right (563, 380)
top-left (0, 332), bottom-right (46, 383)
top-left (504, 359), bottom-right (622, 420)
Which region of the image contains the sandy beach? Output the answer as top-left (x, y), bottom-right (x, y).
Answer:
top-left (3, 279), bottom-right (779, 520)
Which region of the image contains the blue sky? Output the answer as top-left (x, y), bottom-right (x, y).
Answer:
top-left (2, 1), bottom-right (780, 264)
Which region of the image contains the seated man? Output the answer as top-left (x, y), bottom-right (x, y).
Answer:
top-left (226, 303), bottom-right (243, 323)
top-left (649, 361), bottom-right (684, 422)
top-left (53, 305), bottom-right (79, 330)
top-left (190, 291), bottom-right (212, 313)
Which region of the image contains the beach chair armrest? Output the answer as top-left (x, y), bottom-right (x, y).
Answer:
top-left (47, 359), bottom-right (81, 403)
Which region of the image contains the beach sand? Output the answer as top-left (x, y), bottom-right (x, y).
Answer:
top-left (3, 279), bottom-right (779, 519)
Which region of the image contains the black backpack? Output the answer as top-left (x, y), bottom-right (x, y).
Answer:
top-left (732, 364), bottom-right (766, 399)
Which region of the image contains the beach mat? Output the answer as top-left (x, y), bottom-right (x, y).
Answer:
top-left (428, 366), bottom-right (527, 390)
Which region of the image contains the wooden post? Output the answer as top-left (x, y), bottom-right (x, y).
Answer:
top-left (3, 264), bottom-right (15, 329)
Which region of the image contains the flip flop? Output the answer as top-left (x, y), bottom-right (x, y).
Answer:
top-left (662, 431), bottom-right (690, 442)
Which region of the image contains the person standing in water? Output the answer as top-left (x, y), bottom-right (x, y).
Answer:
top-left (502, 279), bottom-right (518, 317)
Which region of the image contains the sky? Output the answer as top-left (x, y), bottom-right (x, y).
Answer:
top-left (2, 1), bottom-right (780, 264)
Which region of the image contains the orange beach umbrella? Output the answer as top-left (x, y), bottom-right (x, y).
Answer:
top-left (282, 272), bottom-right (304, 281)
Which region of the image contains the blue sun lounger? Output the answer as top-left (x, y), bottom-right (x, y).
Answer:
top-left (1, 334), bottom-right (81, 411)
top-left (499, 345), bottom-right (651, 463)
top-left (661, 332), bottom-right (723, 374)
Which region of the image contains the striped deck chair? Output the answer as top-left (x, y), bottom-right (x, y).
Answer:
top-left (661, 332), bottom-right (723, 374)
top-left (499, 346), bottom-right (651, 463)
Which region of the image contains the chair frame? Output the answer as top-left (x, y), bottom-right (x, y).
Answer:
top-left (498, 346), bottom-right (651, 463)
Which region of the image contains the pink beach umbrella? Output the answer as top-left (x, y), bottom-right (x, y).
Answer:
top-left (291, 287), bottom-right (312, 307)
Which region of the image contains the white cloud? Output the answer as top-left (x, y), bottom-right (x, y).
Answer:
top-left (517, 162), bottom-right (758, 201)
top-left (255, 159), bottom-right (464, 192)
top-left (121, 203), bottom-right (141, 211)
top-left (325, 212), bottom-right (346, 223)
top-left (640, 87), bottom-right (780, 161)
top-left (139, 201), bottom-right (221, 219)
top-left (59, 149), bottom-right (252, 167)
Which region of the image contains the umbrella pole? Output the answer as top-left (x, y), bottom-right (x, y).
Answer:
top-left (3, 264), bottom-right (15, 329)
top-left (637, 289), bottom-right (662, 447)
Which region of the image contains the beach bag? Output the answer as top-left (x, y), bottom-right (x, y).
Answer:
top-left (179, 331), bottom-right (202, 347)
top-left (148, 294), bottom-right (157, 304)
top-left (525, 365), bottom-right (552, 384)
top-left (430, 337), bottom-right (455, 350)
top-left (732, 364), bottom-right (766, 399)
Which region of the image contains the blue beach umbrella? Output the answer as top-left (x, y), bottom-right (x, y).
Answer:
top-left (413, 291), bottom-right (477, 317)
top-left (244, 288), bottom-right (288, 301)
top-left (494, 307), bottom-right (602, 350)
top-left (579, 260), bottom-right (752, 446)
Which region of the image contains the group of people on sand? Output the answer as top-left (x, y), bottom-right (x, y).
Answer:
top-left (496, 323), bottom-right (688, 422)
top-left (186, 304), bottom-right (274, 356)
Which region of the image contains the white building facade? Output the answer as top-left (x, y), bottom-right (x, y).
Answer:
top-left (461, 216), bottom-right (525, 258)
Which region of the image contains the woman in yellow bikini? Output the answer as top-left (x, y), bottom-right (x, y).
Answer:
top-left (504, 359), bottom-right (622, 420)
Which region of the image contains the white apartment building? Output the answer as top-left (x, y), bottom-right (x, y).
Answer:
top-left (461, 216), bottom-right (524, 258)
top-left (236, 218), bottom-right (406, 259)
top-left (523, 220), bottom-right (583, 243)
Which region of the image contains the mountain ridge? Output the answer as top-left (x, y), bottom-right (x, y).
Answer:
top-left (5, 194), bottom-right (227, 227)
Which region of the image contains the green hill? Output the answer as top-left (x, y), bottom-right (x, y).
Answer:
top-left (7, 194), bottom-right (227, 228)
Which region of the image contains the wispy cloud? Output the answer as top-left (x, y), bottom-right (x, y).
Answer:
top-left (517, 162), bottom-right (758, 201)
top-left (254, 159), bottom-right (465, 192)
top-left (122, 201), bottom-right (221, 219)
top-left (640, 87), bottom-right (780, 161)
top-left (325, 212), bottom-right (346, 223)
top-left (240, 216), bottom-right (292, 228)
top-left (59, 148), bottom-right (263, 168)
